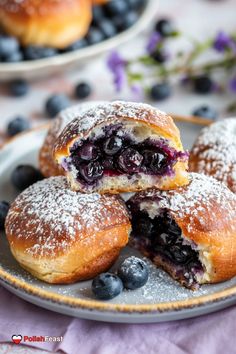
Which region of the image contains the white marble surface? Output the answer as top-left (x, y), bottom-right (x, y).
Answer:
top-left (0, 0), bottom-right (235, 353)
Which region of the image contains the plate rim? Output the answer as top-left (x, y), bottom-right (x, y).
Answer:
top-left (2, 122), bottom-right (236, 315)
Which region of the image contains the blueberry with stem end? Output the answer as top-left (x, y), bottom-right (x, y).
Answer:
top-left (92, 273), bottom-right (123, 300)
top-left (118, 256), bottom-right (149, 290)
top-left (7, 116), bottom-right (31, 137)
top-left (11, 165), bottom-right (44, 191)
top-left (0, 201), bottom-right (10, 230)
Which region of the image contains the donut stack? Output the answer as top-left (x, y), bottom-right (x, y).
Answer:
top-left (5, 101), bottom-right (236, 290)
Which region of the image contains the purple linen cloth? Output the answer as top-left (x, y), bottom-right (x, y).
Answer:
top-left (0, 286), bottom-right (235, 354)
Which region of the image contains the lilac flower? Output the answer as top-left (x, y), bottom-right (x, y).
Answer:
top-left (213, 31), bottom-right (231, 52)
top-left (146, 31), bottom-right (161, 54)
top-left (107, 51), bottom-right (127, 92)
top-left (229, 77), bottom-right (236, 93)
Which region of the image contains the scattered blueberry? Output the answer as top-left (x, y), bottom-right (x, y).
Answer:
top-left (74, 82), bottom-right (92, 99)
top-left (0, 201), bottom-right (10, 230)
top-left (155, 18), bottom-right (176, 37)
top-left (11, 165), bottom-right (43, 191)
top-left (149, 82), bottom-right (171, 101)
top-left (7, 116), bottom-right (31, 137)
top-left (192, 105), bottom-right (218, 119)
top-left (9, 79), bottom-right (29, 97)
top-left (105, 0), bottom-right (129, 17)
top-left (86, 27), bottom-right (105, 45)
top-left (45, 94), bottom-right (70, 118)
top-left (118, 256), bottom-right (149, 290)
top-left (24, 45), bottom-right (57, 60)
top-left (193, 75), bottom-right (214, 94)
top-left (0, 35), bottom-right (19, 58)
top-left (92, 273), bottom-right (123, 300)
top-left (63, 39), bottom-right (87, 52)
top-left (99, 20), bottom-right (117, 39)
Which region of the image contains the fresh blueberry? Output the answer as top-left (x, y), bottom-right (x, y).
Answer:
top-left (0, 36), bottom-right (19, 58)
top-left (79, 161), bottom-right (104, 183)
top-left (127, 0), bottom-right (146, 10)
top-left (118, 256), bottom-right (149, 290)
top-left (114, 11), bottom-right (138, 31)
top-left (45, 94), bottom-right (70, 118)
top-left (118, 148), bottom-right (143, 173)
top-left (1, 50), bottom-right (23, 63)
top-left (24, 45), bottom-right (57, 60)
top-left (92, 6), bottom-right (105, 26)
top-left (11, 165), bottom-right (43, 191)
top-left (105, 0), bottom-right (129, 17)
top-left (193, 75), bottom-right (214, 94)
top-left (192, 105), bottom-right (217, 120)
top-left (103, 136), bottom-right (123, 156)
top-left (0, 201), bottom-right (10, 230)
top-left (86, 27), bottom-right (105, 45)
top-left (74, 82), bottom-right (92, 99)
top-left (92, 273), bottom-right (123, 300)
top-left (151, 50), bottom-right (166, 63)
top-left (9, 79), bottom-right (29, 97)
top-left (63, 39), bottom-right (87, 52)
top-left (99, 20), bottom-right (117, 39)
top-left (155, 18), bottom-right (176, 37)
top-left (150, 82), bottom-right (171, 101)
top-left (7, 116), bottom-right (31, 137)
top-left (78, 143), bottom-right (100, 161)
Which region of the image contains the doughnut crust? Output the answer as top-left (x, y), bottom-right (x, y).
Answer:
top-left (39, 102), bottom-right (105, 178)
top-left (0, 0), bottom-right (92, 49)
top-left (5, 176), bottom-right (130, 284)
top-left (189, 118), bottom-right (236, 193)
top-left (127, 173), bottom-right (236, 289)
top-left (53, 101), bottom-right (189, 194)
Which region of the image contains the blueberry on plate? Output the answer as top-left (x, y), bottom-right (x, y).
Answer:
top-left (127, 0), bottom-right (146, 10)
top-left (7, 116), bottom-right (31, 137)
top-left (0, 35), bottom-right (19, 58)
top-left (9, 79), bottom-right (29, 97)
top-left (114, 11), bottom-right (138, 31)
top-left (92, 6), bottom-right (105, 26)
top-left (192, 105), bottom-right (218, 120)
top-left (0, 201), bottom-right (10, 230)
top-left (86, 27), bottom-right (105, 45)
top-left (63, 39), bottom-right (87, 52)
top-left (11, 165), bottom-right (44, 191)
top-left (118, 256), bottom-right (149, 290)
top-left (99, 20), bottom-right (117, 39)
top-left (1, 50), bottom-right (23, 63)
top-left (24, 45), bottom-right (57, 60)
top-left (149, 82), bottom-right (171, 101)
top-left (92, 273), bottom-right (123, 300)
top-left (193, 75), bottom-right (214, 94)
top-left (45, 94), bottom-right (70, 118)
top-left (155, 18), bottom-right (176, 37)
top-left (74, 82), bottom-right (92, 99)
top-left (105, 0), bottom-right (129, 17)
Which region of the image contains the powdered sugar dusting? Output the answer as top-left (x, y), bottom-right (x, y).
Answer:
top-left (190, 118), bottom-right (236, 193)
top-left (54, 101), bottom-right (176, 154)
top-left (6, 176), bottom-right (129, 258)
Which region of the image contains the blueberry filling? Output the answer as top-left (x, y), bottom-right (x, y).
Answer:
top-left (128, 208), bottom-right (203, 288)
top-left (68, 125), bottom-right (187, 186)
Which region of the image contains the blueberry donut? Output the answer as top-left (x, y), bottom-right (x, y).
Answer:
top-left (127, 173), bottom-right (236, 290)
top-left (39, 101), bottom-right (105, 178)
top-left (5, 176), bottom-right (130, 284)
top-left (189, 118), bottom-right (236, 193)
top-left (0, 0), bottom-right (92, 48)
top-left (53, 101), bottom-right (189, 194)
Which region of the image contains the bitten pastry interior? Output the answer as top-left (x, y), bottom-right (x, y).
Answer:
top-left (189, 118), bottom-right (236, 193)
top-left (53, 101), bottom-right (189, 194)
top-left (5, 176), bottom-right (130, 284)
top-left (39, 101), bottom-right (105, 178)
top-left (0, 0), bottom-right (92, 48)
top-left (127, 173), bottom-right (236, 290)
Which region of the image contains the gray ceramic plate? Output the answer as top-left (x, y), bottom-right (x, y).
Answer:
top-left (0, 0), bottom-right (156, 81)
top-left (1, 121), bottom-right (236, 323)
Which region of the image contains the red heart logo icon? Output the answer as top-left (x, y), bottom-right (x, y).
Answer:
top-left (12, 335), bottom-right (22, 344)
